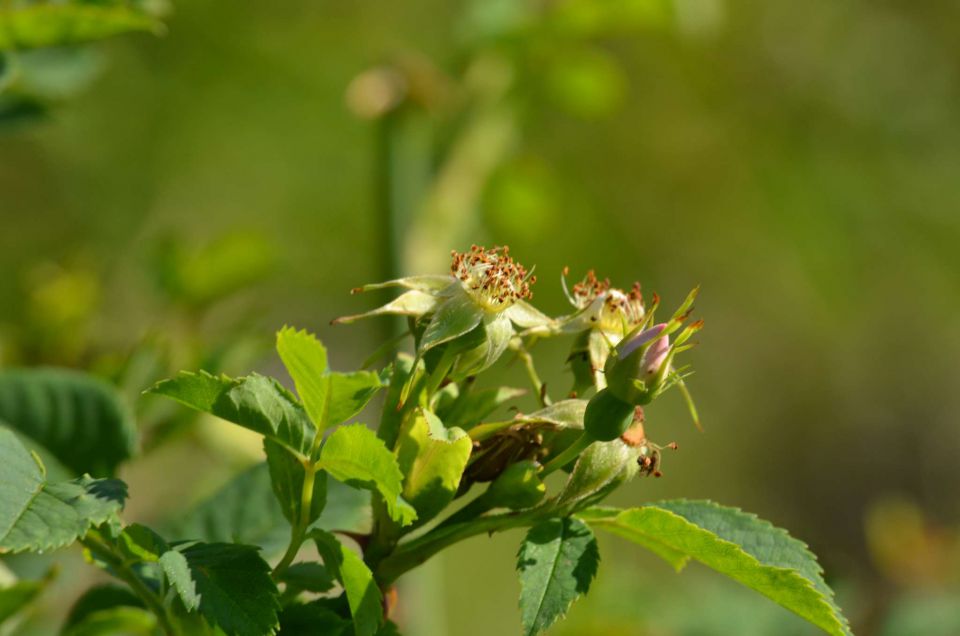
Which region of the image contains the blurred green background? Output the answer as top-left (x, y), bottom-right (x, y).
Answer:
top-left (2, 0), bottom-right (960, 634)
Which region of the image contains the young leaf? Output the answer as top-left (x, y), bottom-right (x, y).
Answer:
top-left (118, 523), bottom-right (168, 562)
top-left (0, 368), bottom-right (137, 476)
top-left (517, 517), bottom-right (599, 636)
top-left (581, 500), bottom-right (851, 636)
top-left (264, 439), bottom-right (327, 526)
top-left (147, 371), bottom-right (316, 455)
top-left (419, 293), bottom-right (484, 353)
top-left (319, 424), bottom-right (416, 526)
top-left (394, 410), bottom-right (471, 525)
top-left (276, 326), bottom-right (329, 430)
top-left (310, 530), bottom-right (382, 636)
top-left (276, 327), bottom-right (383, 432)
top-left (0, 4), bottom-right (161, 50)
top-left (0, 429), bottom-right (126, 554)
top-left (162, 542), bottom-right (280, 636)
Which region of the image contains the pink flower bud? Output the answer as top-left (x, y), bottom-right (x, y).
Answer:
top-left (641, 334), bottom-right (670, 378)
top-left (618, 323), bottom-right (667, 359)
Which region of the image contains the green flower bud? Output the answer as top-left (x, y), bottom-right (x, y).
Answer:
top-left (583, 388), bottom-right (636, 442)
top-left (549, 439), bottom-right (641, 515)
top-left (485, 460), bottom-right (546, 510)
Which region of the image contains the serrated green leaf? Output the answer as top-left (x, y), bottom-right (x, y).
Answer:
top-left (0, 4), bottom-right (161, 51)
top-left (159, 549), bottom-right (198, 611)
top-left (276, 328), bottom-right (383, 433)
top-left (0, 428), bottom-right (126, 554)
top-left (0, 368), bottom-right (137, 477)
top-left (264, 439), bottom-right (327, 526)
top-left (147, 371), bottom-right (315, 455)
top-left (278, 600), bottom-right (351, 636)
top-left (326, 371), bottom-right (382, 429)
top-left (63, 583), bottom-right (145, 631)
top-left (118, 523), bottom-right (168, 562)
top-left (395, 410), bottom-right (471, 526)
top-left (582, 500), bottom-right (851, 636)
top-left (319, 424), bottom-right (416, 526)
top-left (276, 326), bottom-right (329, 430)
top-left (419, 293), bottom-right (484, 353)
top-left (310, 530), bottom-right (382, 636)
top-left (164, 542), bottom-right (279, 636)
top-left (517, 517), bottom-right (599, 636)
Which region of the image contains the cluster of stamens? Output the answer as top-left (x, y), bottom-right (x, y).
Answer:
top-left (567, 269), bottom-right (645, 334)
top-left (451, 245), bottom-right (535, 311)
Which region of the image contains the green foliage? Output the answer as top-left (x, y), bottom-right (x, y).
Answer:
top-left (0, 2), bottom-right (161, 51)
top-left (63, 584), bottom-right (146, 630)
top-left (264, 439), bottom-right (327, 526)
top-left (517, 517), bottom-right (600, 636)
top-left (276, 326), bottom-right (383, 434)
top-left (0, 428), bottom-right (126, 554)
top-left (278, 600), bottom-right (352, 636)
top-left (419, 293), bottom-right (484, 353)
top-left (146, 371), bottom-right (316, 455)
top-left (311, 530), bottom-right (383, 636)
top-left (319, 424), bottom-right (416, 526)
top-left (580, 501), bottom-right (851, 636)
top-left (394, 410), bottom-right (471, 525)
top-left (0, 575), bottom-right (48, 627)
top-left (163, 542), bottom-right (280, 636)
top-left (0, 367), bottom-right (137, 476)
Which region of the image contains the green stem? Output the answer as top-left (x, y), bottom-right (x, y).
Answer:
top-left (540, 432), bottom-right (592, 477)
top-left (424, 346), bottom-right (458, 403)
top-left (272, 461), bottom-right (318, 581)
top-left (81, 533), bottom-right (177, 636)
top-left (516, 345), bottom-right (550, 407)
top-left (376, 509), bottom-right (540, 584)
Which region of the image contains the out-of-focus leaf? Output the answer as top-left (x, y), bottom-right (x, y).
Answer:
top-left (152, 233), bottom-right (275, 308)
top-left (311, 530), bottom-right (382, 636)
top-left (62, 606), bottom-right (157, 636)
top-left (0, 368), bottom-right (137, 477)
top-left (63, 583), bottom-right (145, 631)
top-left (0, 428), bottom-right (127, 554)
top-left (0, 575), bottom-right (48, 627)
top-left (0, 4), bottom-right (161, 51)
top-left (394, 410), bottom-right (471, 525)
top-left (167, 462), bottom-right (371, 555)
top-left (581, 500), bottom-right (851, 636)
top-left (319, 424), bottom-right (416, 526)
top-left (147, 370), bottom-right (316, 455)
top-left (517, 517), bottom-right (599, 636)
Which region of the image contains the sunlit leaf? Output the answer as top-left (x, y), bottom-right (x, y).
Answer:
top-left (311, 530), bottom-right (382, 636)
top-left (0, 4), bottom-right (161, 51)
top-left (581, 500), bottom-right (851, 636)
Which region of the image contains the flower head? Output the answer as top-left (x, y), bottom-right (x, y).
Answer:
top-left (566, 270), bottom-right (644, 339)
top-left (451, 245), bottom-right (535, 313)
